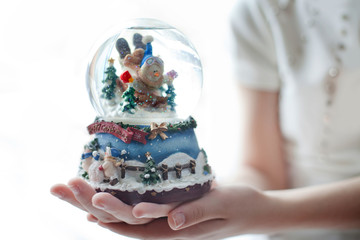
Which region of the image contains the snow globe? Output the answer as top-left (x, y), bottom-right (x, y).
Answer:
top-left (80, 18), bottom-right (213, 205)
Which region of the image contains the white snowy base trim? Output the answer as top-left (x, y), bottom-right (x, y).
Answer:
top-left (83, 151), bottom-right (214, 195)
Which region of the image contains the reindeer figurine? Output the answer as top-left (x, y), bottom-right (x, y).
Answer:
top-left (117, 35), bottom-right (177, 109)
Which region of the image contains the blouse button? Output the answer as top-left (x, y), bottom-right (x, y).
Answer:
top-left (328, 67), bottom-right (339, 78)
top-left (278, 0), bottom-right (290, 10)
top-left (341, 14), bottom-right (349, 21)
top-left (338, 43), bottom-right (346, 51)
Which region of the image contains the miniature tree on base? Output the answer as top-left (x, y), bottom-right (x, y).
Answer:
top-left (87, 138), bottom-right (100, 151)
top-left (140, 152), bottom-right (161, 185)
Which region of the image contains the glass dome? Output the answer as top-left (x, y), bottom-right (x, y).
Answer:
top-left (86, 18), bottom-right (203, 124)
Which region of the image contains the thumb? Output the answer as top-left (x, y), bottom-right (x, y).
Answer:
top-left (132, 202), bottom-right (180, 219)
top-left (168, 190), bottom-right (223, 230)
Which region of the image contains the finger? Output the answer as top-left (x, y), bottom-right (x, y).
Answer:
top-left (87, 213), bottom-right (98, 222)
top-left (92, 192), bottom-right (152, 225)
top-left (97, 217), bottom-right (227, 240)
top-left (98, 218), bottom-right (172, 240)
top-left (50, 183), bottom-right (86, 211)
top-left (211, 180), bottom-right (218, 188)
top-left (168, 189), bottom-right (225, 230)
top-left (132, 202), bottom-right (180, 219)
top-left (67, 178), bottom-right (119, 223)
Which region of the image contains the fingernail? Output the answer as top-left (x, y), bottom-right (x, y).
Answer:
top-left (135, 213), bottom-right (148, 219)
top-left (51, 190), bottom-right (64, 199)
top-left (69, 184), bottom-right (80, 195)
top-left (93, 202), bottom-right (105, 210)
top-left (172, 212), bottom-right (185, 229)
top-left (88, 214), bottom-right (98, 223)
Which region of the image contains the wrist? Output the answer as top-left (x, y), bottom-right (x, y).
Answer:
top-left (248, 189), bottom-right (302, 234)
top-left (225, 185), bottom-right (289, 234)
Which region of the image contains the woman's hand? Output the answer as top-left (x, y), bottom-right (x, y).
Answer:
top-left (50, 178), bottom-right (178, 225)
top-left (96, 184), bottom-right (275, 240)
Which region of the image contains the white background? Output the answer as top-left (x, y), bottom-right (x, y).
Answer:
top-left (0, 0), bottom-right (257, 239)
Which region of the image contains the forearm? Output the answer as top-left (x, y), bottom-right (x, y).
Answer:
top-left (265, 177), bottom-right (360, 231)
top-left (227, 160), bottom-right (288, 191)
top-left (236, 87), bottom-right (288, 191)
top-left (232, 164), bottom-right (278, 190)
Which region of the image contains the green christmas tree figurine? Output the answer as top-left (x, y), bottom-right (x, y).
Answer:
top-left (166, 84), bottom-right (176, 111)
top-left (101, 58), bottom-right (118, 100)
top-left (121, 86), bottom-right (137, 113)
top-left (140, 152), bottom-right (161, 185)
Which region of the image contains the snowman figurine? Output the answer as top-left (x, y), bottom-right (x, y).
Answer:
top-left (119, 35), bottom-right (178, 110)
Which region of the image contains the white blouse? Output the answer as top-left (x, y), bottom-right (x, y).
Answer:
top-left (230, 0), bottom-right (360, 239)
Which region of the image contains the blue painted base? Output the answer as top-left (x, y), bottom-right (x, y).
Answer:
top-left (96, 128), bottom-right (200, 164)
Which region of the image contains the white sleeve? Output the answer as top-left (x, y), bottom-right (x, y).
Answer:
top-left (230, 0), bottom-right (280, 91)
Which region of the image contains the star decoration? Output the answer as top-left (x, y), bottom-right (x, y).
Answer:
top-left (108, 58), bottom-right (115, 65)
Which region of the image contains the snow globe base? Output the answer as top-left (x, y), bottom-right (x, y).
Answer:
top-left (79, 117), bottom-right (213, 205)
top-left (95, 181), bottom-right (212, 205)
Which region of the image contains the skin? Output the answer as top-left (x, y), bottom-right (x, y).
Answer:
top-left (51, 87), bottom-right (360, 239)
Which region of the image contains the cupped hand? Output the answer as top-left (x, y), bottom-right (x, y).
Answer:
top-left (97, 184), bottom-right (274, 240)
top-left (50, 178), bottom-right (178, 225)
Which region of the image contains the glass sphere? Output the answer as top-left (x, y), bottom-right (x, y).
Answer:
top-left (86, 18), bottom-right (203, 124)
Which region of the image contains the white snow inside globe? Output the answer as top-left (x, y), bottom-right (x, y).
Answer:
top-left (86, 18), bottom-right (203, 124)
